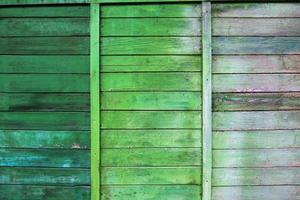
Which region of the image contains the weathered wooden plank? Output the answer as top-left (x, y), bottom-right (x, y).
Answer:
top-left (213, 149), bottom-right (300, 167)
top-left (0, 130), bottom-right (89, 149)
top-left (0, 74), bottom-right (89, 92)
top-left (0, 93), bottom-right (89, 111)
top-left (212, 3), bottom-right (300, 17)
top-left (101, 37), bottom-right (201, 55)
top-left (213, 55), bottom-right (300, 74)
top-left (212, 37), bottom-right (300, 55)
top-left (101, 18), bottom-right (201, 36)
top-left (0, 112), bottom-right (89, 130)
top-left (101, 4), bottom-right (201, 17)
top-left (102, 92), bottom-right (201, 110)
top-left (212, 74), bottom-right (300, 92)
top-left (213, 111), bottom-right (300, 131)
top-left (213, 18), bottom-right (300, 36)
top-left (101, 73), bottom-right (201, 91)
top-left (213, 93), bottom-right (300, 111)
top-left (0, 167), bottom-right (89, 185)
top-left (102, 130), bottom-right (201, 148)
top-left (0, 55), bottom-right (89, 73)
top-left (213, 130), bottom-right (300, 149)
top-left (0, 185), bottom-right (90, 200)
top-left (213, 167), bottom-right (300, 186)
top-left (0, 149), bottom-right (89, 167)
top-left (212, 186), bottom-right (299, 200)
top-left (0, 37), bottom-right (89, 55)
top-left (0, 18), bottom-right (89, 37)
top-left (102, 167), bottom-right (201, 184)
top-left (101, 148), bottom-right (201, 167)
top-left (101, 111), bottom-right (201, 129)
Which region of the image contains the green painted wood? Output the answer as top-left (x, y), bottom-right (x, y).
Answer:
top-left (101, 73), bottom-right (201, 91)
top-left (0, 112), bottom-right (89, 130)
top-left (0, 130), bottom-right (89, 149)
top-left (213, 130), bottom-right (300, 149)
top-left (0, 149), bottom-right (89, 167)
top-left (101, 111), bottom-right (201, 129)
top-left (213, 149), bottom-right (300, 167)
top-left (102, 167), bottom-right (201, 184)
top-left (101, 130), bottom-right (201, 148)
top-left (0, 167), bottom-right (90, 185)
top-left (101, 148), bottom-right (201, 167)
top-left (0, 37), bottom-right (89, 55)
top-left (102, 92), bottom-right (201, 110)
top-left (0, 74), bottom-right (89, 92)
top-left (101, 55), bottom-right (201, 72)
top-left (0, 1), bottom-right (90, 6)
top-left (0, 55), bottom-right (89, 73)
top-left (213, 111), bottom-right (300, 131)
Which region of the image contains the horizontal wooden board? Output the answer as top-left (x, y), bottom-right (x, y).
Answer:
top-left (101, 111), bottom-right (201, 129)
top-left (213, 55), bottom-right (300, 74)
top-left (0, 18), bottom-right (89, 37)
top-left (213, 18), bottom-right (300, 36)
top-left (212, 186), bottom-right (299, 200)
top-left (212, 74), bottom-right (300, 92)
top-left (0, 130), bottom-right (89, 149)
top-left (102, 185), bottom-right (201, 200)
top-left (101, 148), bottom-right (201, 167)
top-left (212, 3), bottom-right (300, 17)
top-left (102, 4), bottom-right (201, 18)
top-left (0, 37), bottom-right (89, 55)
top-left (101, 55), bottom-right (201, 72)
top-left (101, 18), bottom-right (201, 36)
top-left (102, 92), bottom-right (201, 110)
top-left (0, 185), bottom-right (90, 200)
top-left (213, 111), bottom-right (300, 130)
top-left (0, 55), bottom-right (89, 73)
top-left (102, 167), bottom-right (200, 184)
top-left (213, 149), bottom-right (300, 167)
top-left (213, 93), bottom-right (300, 111)
top-left (0, 112), bottom-right (89, 130)
top-left (0, 167), bottom-right (89, 185)
top-left (0, 74), bottom-right (89, 92)
top-left (0, 149), bottom-right (89, 167)
top-left (101, 73), bottom-right (201, 91)
top-left (101, 37), bottom-right (201, 55)
top-left (213, 167), bottom-right (300, 186)
top-left (213, 130), bottom-right (300, 149)
top-left (212, 37), bottom-right (300, 55)
top-left (102, 130), bottom-right (201, 148)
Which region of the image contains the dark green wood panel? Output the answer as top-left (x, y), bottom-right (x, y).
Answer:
top-left (0, 130), bottom-right (89, 149)
top-left (0, 37), bottom-right (89, 55)
top-left (102, 130), bottom-right (201, 148)
top-left (0, 112), bottom-right (89, 130)
top-left (101, 111), bottom-right (201, 129)
top-left (101, 73), bottom-right (201, 91)
top-left (101, 148), bottom-right (201, 167)
top-left (0, 149), bottom-right (89, 167)
top-left (0, 74), bottom-right (89, 92)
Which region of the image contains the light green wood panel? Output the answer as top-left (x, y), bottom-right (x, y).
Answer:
top-left (101, 148), bottom-right (201, 167)
top-left (0, 167), bottom-right (89, 185)
top-left (213, 149), bottom-right (300, 167)
top-left (101, 73), bottom-right (201, 91)
top-left (101, 167), bottom-right (201, 184)
top-left (0, 130), bottom-right (89, 149)
top-left (0, 112), bottom-right (89, 130)
top-left (213, 130), bottom-right (300, 149)
top-left (213, 111), bottom-right (300, 131)
top-left (0, 149), bottom-right (89, 167)
top-left (101, 130), bottom-right (201, 148)
top-left (101, 111), bottom-right (201, 129)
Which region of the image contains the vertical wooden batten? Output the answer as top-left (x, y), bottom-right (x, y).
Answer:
top-left (202, 2), bottom-right (212, 200)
